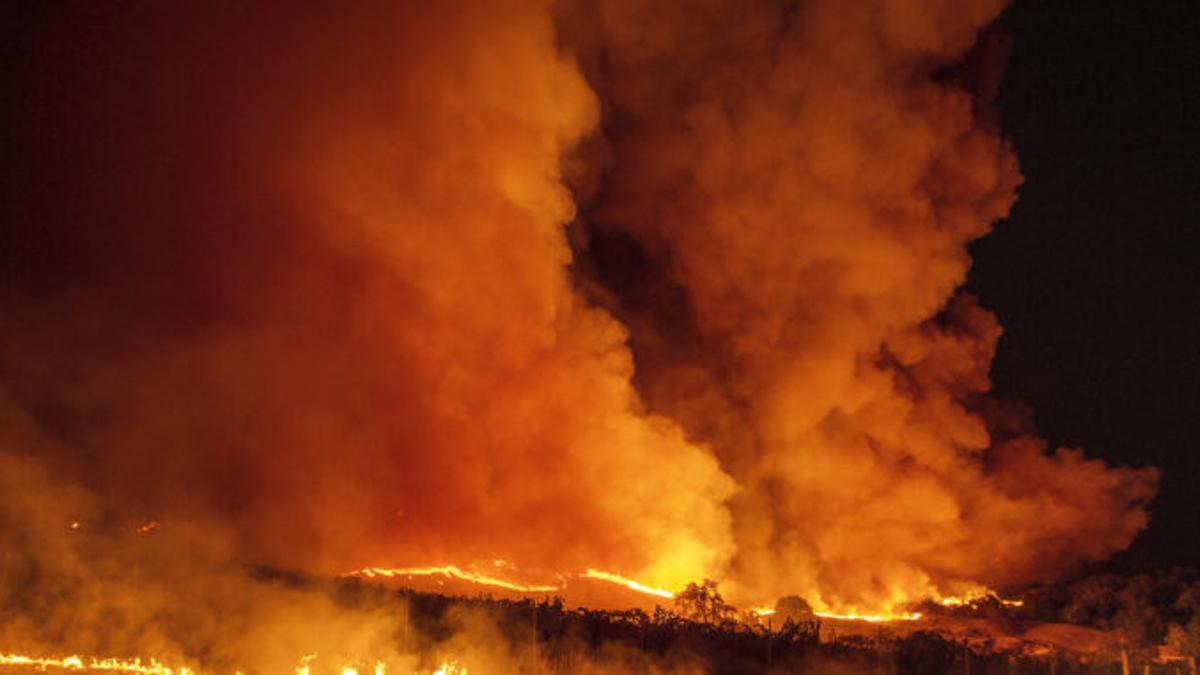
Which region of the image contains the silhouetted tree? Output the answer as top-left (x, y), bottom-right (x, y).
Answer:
top-left (775, 595), bottom-right (815, 623)
top-left (1168, 584), bottom-right (1200, 674)
top-left (1108, 576), bottom-right (1166, 675)
top-left (674, 579), bottom-right (736, 625)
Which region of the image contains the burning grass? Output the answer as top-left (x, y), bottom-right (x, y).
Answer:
top-left (2, 568), bottom-right (1181, 674)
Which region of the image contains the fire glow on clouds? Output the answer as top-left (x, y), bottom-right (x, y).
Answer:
top-left (0, 0), bottom-right (1157, 657)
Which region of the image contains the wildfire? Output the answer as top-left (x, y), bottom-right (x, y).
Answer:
top-left (347, 564), bottom-right (990, 622)
top-left (348, 566), bottom-right (559, 594)
top-left (346, 566), bottom-right (678, 601)
top-left (579, 569), bottom-right (675, 599)
top-left (937, 590), bottom-right (1025, 609)
top-left (431, 661), bottom-right (466, 675)
top-left (749, 603), bottom-right (922, 623)
top-left (812, 610), bottom-right (923, 623)
top-left (336, 661), bottom-right (386, 675)
top-left (294, 653), bottom-right (317, 675)
top-left (0, 653), bottom-right (460, 675)
top-left (0, 653), bottom-right (193, 674)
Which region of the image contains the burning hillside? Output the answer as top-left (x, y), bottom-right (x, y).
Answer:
top-left (0, 0), bottom-right (1161, 672)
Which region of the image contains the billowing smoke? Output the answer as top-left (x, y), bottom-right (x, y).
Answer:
top-left (0, 0), bottom-right (1156, 635)
top-left (559, 0), bottom-right (1157, 611)
top-left (0, 0), bottom-right (731, 592)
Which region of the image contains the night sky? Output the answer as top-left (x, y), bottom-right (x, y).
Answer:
top-left (975, 1), bottom-right (1200, 568)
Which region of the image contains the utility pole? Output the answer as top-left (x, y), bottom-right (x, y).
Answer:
top-left (532, 603), bottom-right (538, 647)
top-left (766, 615), bottom-right (773, 668)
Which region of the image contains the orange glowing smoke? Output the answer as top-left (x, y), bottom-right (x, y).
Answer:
top-left (559, 0), bottom-right (1158, 611)
top-left (0, 0), bottom-right (1158, 641)
top-left (0, 0), bottom-right (733, 597)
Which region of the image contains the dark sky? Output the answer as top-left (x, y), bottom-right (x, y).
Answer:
top-left (973, 1), bottom-right (1200, 568)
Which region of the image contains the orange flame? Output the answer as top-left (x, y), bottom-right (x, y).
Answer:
top-left (431, 660), bottom-right (466, 675)
top-left (0, 653), bottom-right (194, 674)
top-left (347, 565), bottom-right (688, 602)
top-left (579, 569), bottom-right (675, 599)
top-left (346, 565), bottom-right (684, 601)
top-left (813, 610), bottom-right (922, 623)
top-left (347, 563), bottom-right (991, 622)
top-left (349, 566), bottom-right (559, 594)
top-left (0, 652), bottom-right (457, 675)
top-left (939, 593), bottom-right (1024, 608)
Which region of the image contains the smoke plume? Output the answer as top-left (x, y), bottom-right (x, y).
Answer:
top-left (559, 0), bottom-right (1157, 611)
top-left (0, 0), bottom-right (1157, 634)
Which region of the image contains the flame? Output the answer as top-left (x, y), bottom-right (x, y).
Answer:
top-left (579, 569), bottom-right (675, 599)
top-left (937, 589), bottom-right (1024, 608)
top-left (347, 565), bottom-right (680, 601)
top-left (0, 652), bottom-right (461, 675)
top-left (348, 563), bottom-right (984, 621)
top-left (294, 653), bottom-right (317, 675)
top-left (349, 566), bottom-right (559, 594)
top-left (813, 610), bottom-right (923, 623)
top-left (431, 660), bottom-right (466, 675)
top-left (335, 659), bottom-right (387, 675)
top-left (0, 653), bottom-right (193, 674)
top-left (934, 584), bottom-right (993, 607)
top-left (749, 604), bottom-right (923, 623)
